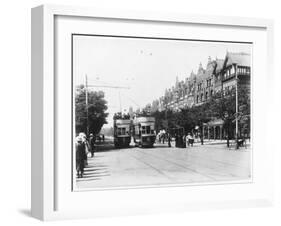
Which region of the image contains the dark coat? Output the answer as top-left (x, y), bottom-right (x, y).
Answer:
top-left (76, 142), bottom-right (86, 171)
top-left (89, 137), bottom-right (95, 151)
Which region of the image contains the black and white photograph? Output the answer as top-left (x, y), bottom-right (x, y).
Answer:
top-left (73, 34), bottom-right (252, 190)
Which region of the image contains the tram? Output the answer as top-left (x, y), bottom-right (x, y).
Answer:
top-left (113, 117), bottom-right (131, 148)
top-left (132, 116), bottom-right (156, 147)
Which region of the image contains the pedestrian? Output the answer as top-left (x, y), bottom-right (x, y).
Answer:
top-left (75, 136), bottom-right (86, 178)
top-left (162, 130), bottom-right (166, 144)
top-left (175, 133), bottom-right (178, 147)
top-left (182, 135), bottom-right (186, 148)
top-left (168, 133), bottom-right (171, 147)
top-left (89, 133), bottom-right (95, 157)
top-left (187, 133), bottom-right (194, 147)
top-left (158, 131), bottom-right (161, 143)
top-left (186, 134), bottom-right (190, 147)
top-left (199, 132), bottom-right (204, 145)
top-left (79, 132), bottom-right (89, 166)
top-left (190, 133), bottom-right (194, 146)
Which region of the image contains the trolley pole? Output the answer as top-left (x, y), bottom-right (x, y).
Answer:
top-left (85, 74), bottom-right (89, 136)
top-left (81, 77), bottom-right (130, 136)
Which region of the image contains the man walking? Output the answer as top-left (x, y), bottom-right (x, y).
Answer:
top-left (167, 133), bottom-right (171, 147)
top-left (89, 133), bottom-right (95, 157)
top-left (186, 133), bottom-right (194, 147)
top-left (199, 132), bottom-right (204, 145)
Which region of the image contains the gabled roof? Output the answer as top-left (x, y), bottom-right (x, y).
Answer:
top-left (214, 59), bottom-right (224, 73)
top-left (189, 70), bottom-right (196, 80)
top-left (225, 52), bottom-right (251, 67)
top-left (205, 60), bottom-right (216, 76)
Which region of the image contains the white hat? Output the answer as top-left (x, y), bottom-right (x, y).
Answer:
top-left (76, 136), bottom-right (82, 142)
top-left (79, 132), bottom-right (86, 138)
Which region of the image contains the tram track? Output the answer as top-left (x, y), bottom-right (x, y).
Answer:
top-left (151, 144), bottom-right (250, 170)
top-left (128, 149), bottom-right (217, 181)
top-left (135, 148), bottom-right (246, 179)
top-left (126, 151), bottom-right (176, 182)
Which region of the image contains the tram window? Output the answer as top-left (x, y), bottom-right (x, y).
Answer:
top-left (141, 126), bottom-right (146, 134)
top-left (117, 128), bottom-right (121, 135)
top-left (146, 126), bottom-right (151, 134)
top-left (121, 128), bottom-right (126, 135)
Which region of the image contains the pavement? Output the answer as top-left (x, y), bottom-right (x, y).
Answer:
top-left (76, 142), bottom-right (251, 190)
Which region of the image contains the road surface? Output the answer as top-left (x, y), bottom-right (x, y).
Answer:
top-left (75, 142), bottom-right (251, 190)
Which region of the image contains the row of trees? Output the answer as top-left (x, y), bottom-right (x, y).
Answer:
top-left (149, 87), bottom-right (250, 139)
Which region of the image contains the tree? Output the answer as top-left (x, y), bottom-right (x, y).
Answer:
top-left (75, 86), bottom-right (109, 135)
top-left (149, 84), bottom-right (250, 141)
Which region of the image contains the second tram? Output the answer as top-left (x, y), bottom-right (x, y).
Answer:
top-left (113, 118), bottom-right (131, 148)
top-left (132, 116), bottom-right (156, 147)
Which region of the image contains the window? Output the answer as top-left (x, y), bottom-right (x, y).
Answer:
top-left (141, 126), bottom-right (146, 134)
top-left (197, 83), bottom-right (203, 91)
top-left (206, 79), bottom-right (209, 87)
top-left (117, 128), bottom-right (127, 135)
top-left (146, 126), bottom-right (151, 134)
top-left (141, 126), bottom-right (152, 134)
top-left (231, 66), bottom-right (235, 75)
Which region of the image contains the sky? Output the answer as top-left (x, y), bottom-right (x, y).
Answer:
top-left (73, 35), bottom-right (252, 128)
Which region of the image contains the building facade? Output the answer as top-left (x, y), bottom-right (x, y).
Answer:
top-left (149, 52), bottom-right (250, 113)
top-left (146, 51), bottom-right (251, 139)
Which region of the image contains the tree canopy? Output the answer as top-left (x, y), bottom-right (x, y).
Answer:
top-left (75, 85), bottom-right (109, 135)
top-left (149, 85), bottom-right (250, 137)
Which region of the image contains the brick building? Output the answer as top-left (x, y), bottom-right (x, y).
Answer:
top-left (146, 51), bottom-right (251, 139)
top-left (149, 52), bottom-right (250, 114)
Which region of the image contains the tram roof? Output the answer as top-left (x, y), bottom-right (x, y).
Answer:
top-left (115, 119), bottom-right (131, 125)
top-left (133, 116), bottom-right (155, 123)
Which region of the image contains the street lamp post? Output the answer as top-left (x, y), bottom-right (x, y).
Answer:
top-left (224, 111), bottom-right (230, 148)
top-left (235, 65), bottom-right (239, 150)
top-left (199, 119), bottom-right (204, 145)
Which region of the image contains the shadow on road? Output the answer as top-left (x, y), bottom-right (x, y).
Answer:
top-left (94, 141), bottom-right (135, 152)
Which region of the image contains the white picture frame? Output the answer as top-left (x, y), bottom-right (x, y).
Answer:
top-left (31, 4), bottom-right (274, 221)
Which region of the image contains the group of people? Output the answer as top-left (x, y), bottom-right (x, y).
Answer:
top-left (158, 131), bottom-right (203, 148)
top-left (75, 132), bottom-right (96, 178)
top-left (173, 132), bottom-right (197, 148)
